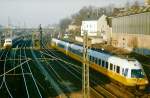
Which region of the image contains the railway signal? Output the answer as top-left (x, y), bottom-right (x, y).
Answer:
top-left (39, 24), bottom-right (43, 49)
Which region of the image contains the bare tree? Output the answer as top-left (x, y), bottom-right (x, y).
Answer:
top-left (59, 18), bottom-right (71, 32)
top-left (131, 0), bottom-right (140, 9)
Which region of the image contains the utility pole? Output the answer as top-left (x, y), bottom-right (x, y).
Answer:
top-left (7, 17), bottom-right (12, 38)
top-left (39, 24), bottom-right (42, 49)
top-left (83, 31), bottom-right (90, 98)
top-left (32, 31), bottom-right (34, 49)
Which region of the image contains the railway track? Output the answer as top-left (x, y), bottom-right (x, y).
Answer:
top-left (90, 87), bottom-right (104, 98)
top-left (0, 39), bottom-right (44, 98)
top-left (42, 49), bottom-right (120, 98)
top-left (43, 42), bottom-right (149, 98)
top-left (41, 41), bottom-right (119, 98)
top-left (0, 37), bottom-right (149, 98)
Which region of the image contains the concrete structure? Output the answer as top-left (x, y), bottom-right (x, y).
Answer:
top-left (68, 25), bottom-right (80, 31)
top-left (75, 36), bottom-right (104, 44)
top-left (81, 15), bottom-right (111, 42)
top-left (111, 12), bottom-right (150, 55)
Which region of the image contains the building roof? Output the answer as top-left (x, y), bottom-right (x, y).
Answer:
top-left (114, 6), bottom-right (150, 17)
top-left (82, 14), bottom-right (106, 21)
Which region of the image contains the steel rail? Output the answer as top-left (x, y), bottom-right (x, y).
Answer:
top-left (20, 42), bottom-right (30, 98)
top-left (23, 40), bottom-right (42, 98)
top-left (30, 49), bottom-right (67, 97)
top-left (3, 51), bottom-right (13, 98)
top-left (40, 51), bottom-right (73, 92)
top-left (43, 46), bottom-right (118, 98)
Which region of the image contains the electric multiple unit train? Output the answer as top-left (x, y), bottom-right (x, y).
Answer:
top-left (51, 38), bottom-right (149, 89)
top-left (3, 38), bottom-right (13, 49)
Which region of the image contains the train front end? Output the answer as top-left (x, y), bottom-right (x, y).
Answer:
top-left (3, 38), bottom-right (12, 49)
top-left (127, 60), bottom-right (149, 89)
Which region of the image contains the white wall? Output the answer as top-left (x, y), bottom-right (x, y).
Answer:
top-left (81, 20), bottom-right (97, 36)
top-left (75, 36), bottom-right (104, 44)
top-left (97, 15), bottom-right (111, 41)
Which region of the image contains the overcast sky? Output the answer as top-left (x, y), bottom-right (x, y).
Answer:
top-left (0, 0), bottom-right (143, 27)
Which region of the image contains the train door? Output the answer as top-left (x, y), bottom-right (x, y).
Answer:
top-left (65, 43), bottom-right (69, 55)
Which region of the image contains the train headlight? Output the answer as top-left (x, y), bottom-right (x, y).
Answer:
top-left (145, 80), bottom-right (149, 84)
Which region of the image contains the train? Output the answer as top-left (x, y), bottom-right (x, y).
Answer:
top-left (3, 38), bottom-right (12, 49)
top-left (51, 38), bottom-right (149, 89)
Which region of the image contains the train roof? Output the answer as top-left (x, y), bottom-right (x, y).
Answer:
top-left (70, 43), bottom-right (83, 50)
top-left (54, 38), bottom-right (113, 54)
top-left (108, 56), bottom-right (141, 69)
top-left (5, 38), bottom-right (12, 41)
top-left (52, 38), bottom-right (142, 69)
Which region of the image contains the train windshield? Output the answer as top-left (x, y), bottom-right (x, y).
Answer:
top-left (131, 69), bottom-right (144, 78)
top-left (6, 41), bottom-right (12, 43)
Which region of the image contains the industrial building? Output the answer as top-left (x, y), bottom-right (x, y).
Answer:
top-left (111, 12), bottom-right (150, 55)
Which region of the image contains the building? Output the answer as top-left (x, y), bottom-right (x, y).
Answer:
top-left (145, 0), bottom-right (150, 6)
top-left (81, 20), bottom-right (97, 36)
top-left (80, 15), bottom-right (111, 42)
top-left (97, 15), bottom-right (111, 41)
top-left (68, 25), bottom-right (80, 31)
top-left (111, 12), bottom-right (150, 55)
top-left (75, 36), bottom-right (104, 44)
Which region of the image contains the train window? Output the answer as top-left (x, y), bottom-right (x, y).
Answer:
top-left (68, 47), bottom-right (71, 51)
top-left (89, 55), bottom-right (92, 61)
top-left (131, 69), bottom-right (144, 78)
top-left (122, 68), bottom-right (124, 76)
top-left (116, 66), bottom-right (120, 73)
top-left (102, 60), bottom-right (105, 67)
top-left (99, 59), bottom-right (101, 66)
top-left (95, 58), bottom-right (97, 64)
top-left (92, 57), bottom-right (95, 62)
top-left (58, 43), bottom-right (65, 49)
top-left (96, 58), bottom-right (99, 64)
top-left (110, 63), bottom-right (113, 70)
top-left (91, 56), bottom-right (93, 61)
top-left (106, 62), bottom-right (108, 69)
top-left (113, 65), bottom-right (116, 71)
top-left (124, 68), bottom-right (128, 77)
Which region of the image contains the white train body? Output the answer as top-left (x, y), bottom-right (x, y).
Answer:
top-left (51, 38), bottom-right (149, 89)
top-left (3, 38), bottom-right (12, 49)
